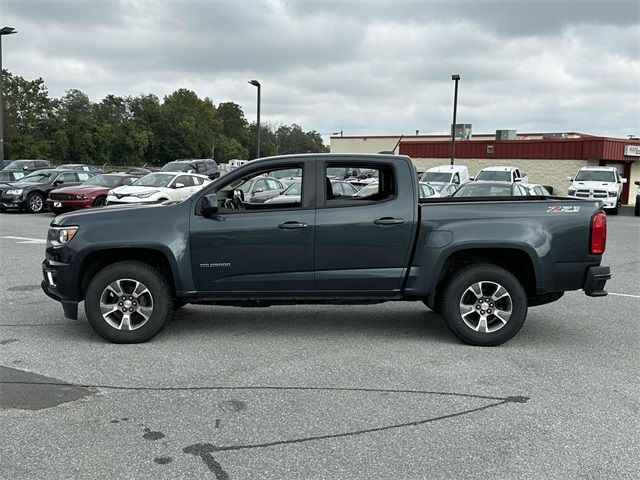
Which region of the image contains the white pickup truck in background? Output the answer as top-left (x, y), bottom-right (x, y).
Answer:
top-left (567, 166), bottom-right (626, 215)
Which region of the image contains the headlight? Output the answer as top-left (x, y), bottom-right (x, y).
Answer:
top-left (49, 226), bottom-right (79, 245)
top-left (107, 190), bottom-right (114, 196)
top-left (132, 190), bottom-right (159, 198)
top-left (608, 191), bottom-right (617, 197)
top-left (6, 189), bottom-right (23, 195)
top-left (568, 189), bottom-right (576, 195)
top-left (75, 194), bottom-right (89, 200)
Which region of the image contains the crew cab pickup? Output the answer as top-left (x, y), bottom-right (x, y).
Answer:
top-left (41, 154), bottom-right (611, 346)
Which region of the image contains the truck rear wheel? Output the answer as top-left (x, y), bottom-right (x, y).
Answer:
top-left (441, 264), bottom-right (527, 346)
top-left (85, 261), bottom-right (173, 343)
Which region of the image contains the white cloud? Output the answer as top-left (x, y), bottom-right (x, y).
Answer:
top-left (3, 0), bottom-right (639, 140)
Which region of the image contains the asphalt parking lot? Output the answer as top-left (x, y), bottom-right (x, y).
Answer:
top-left (1, 209), bottom-right (638, 479)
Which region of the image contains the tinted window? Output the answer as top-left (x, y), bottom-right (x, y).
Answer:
top-left (133, 173), bottom-right (176, 187)
top-left (58, 172), bottom-right (78, 183)
top-left (253, 179), bottom-right (267, 192)
top-left (36, 161), bottom-right (51, 168)
top-left (173, 175), bottom-right (195, 187)
top-left (574, 170), bottom-right (616, 182)
top-left (421, 172), bottom-right (451, 183)
top-left (454, 184), bottom-right (513, 197)
top-left (476, 170), bottom-right (512, 182)
top-left (326, 164), bottom-right (395, 204)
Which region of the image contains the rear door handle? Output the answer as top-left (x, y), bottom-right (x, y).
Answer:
top-left (277, 221), bottom-right (309, 230)
top-left (373, 217), bottom-right (404, 226)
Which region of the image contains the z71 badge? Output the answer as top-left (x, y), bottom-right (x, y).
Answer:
top-left (547, 206), bottom-right (581, 213)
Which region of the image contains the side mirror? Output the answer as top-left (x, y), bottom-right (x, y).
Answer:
top-left (201, 193), bottom-right (218, 216)
top-left (254, 187), bottom-right (264, 193)
top-left (209, 172), bottom-right (221, 179)
top-left (469, 176), bottom-right (475, 181)
top-left (621, 178), bottom-right (627, 184)
top-left (23, 165), bottom-right (30, 170)
top-left (53, 180), bottom-right (63, 186)
top-left (635, 180), bottom-right (640, 186)
top-left (174, 183), bottom-right (185, 188)
top-left (566, 176), bottom-right (574, 182)
top-left (514, 177), bottom-right (522, 182)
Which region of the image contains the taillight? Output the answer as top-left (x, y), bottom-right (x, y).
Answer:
top-left (590, 212), bottom-right (607, 255)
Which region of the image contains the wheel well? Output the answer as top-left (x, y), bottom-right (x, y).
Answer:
top-left (434, 248), bottom-right (536, 306)
top-left (78, 248), bottom-right (175, 300)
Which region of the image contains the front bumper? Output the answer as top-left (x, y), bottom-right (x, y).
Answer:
top-left (46, 198), bottom-right (93, 211)
top-left (0, 193), bottom-right (26, 209)
top-left (583, 265), bottom-right (611, 297)
top-left (42, 257), bottom-right (80, 320)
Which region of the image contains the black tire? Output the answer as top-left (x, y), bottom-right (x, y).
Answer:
top-left (441, 264), bottom-right (528, 346)
top-left (92, 196), bottom-right (106, 207)
top-left (609, 204), bottom-right (619, 215)
top-left (26, 192), bottom-right (45, 213)
top-left (84, 261), bottom-right (173, 343)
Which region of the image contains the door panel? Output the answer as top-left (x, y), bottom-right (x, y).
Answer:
top-left (314, 161), bottom-right (416, 292)
top-left (190, 209), bottom-right (315, 292)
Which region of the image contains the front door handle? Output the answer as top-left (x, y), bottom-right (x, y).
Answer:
top-left (277, 221), bottom-right (309, 230)
top-left (373, 217), bottom-right (404, 226)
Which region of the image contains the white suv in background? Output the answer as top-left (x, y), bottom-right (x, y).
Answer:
top-left (567, 166), bottom-right (626, 215)
top-left (474, 166), bottom-right (528, 183)
top-left (106, 172), bottom-right (210, 205)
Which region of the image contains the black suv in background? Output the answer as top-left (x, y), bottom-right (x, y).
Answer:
top-left (161, 159), bottom-right (220, 179)
top-left (3, 159), bottom-right (53, 173)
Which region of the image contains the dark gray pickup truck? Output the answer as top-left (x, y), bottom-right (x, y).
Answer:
top-left (42, 154), bottom-right (611, 346)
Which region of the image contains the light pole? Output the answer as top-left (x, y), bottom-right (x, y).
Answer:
top-left (0, 27), bottom-right (18, 165)
top-left (450, 74), bottom-right (460, 166)
top-left (248, 80), bottom-right (261, 159)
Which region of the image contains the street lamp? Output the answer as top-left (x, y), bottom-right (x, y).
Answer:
top-left (248, 80), bottom-right (261, 159)
top-left (450, 74), bottom-right (460, 166)
top-left (0, 26), bottom-right (18, 165)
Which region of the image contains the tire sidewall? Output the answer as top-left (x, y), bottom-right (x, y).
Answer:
top-left (442, 265), bottom-right (528, 346)
top-left (27, 192), bottom-right (45, 213)
top-left (85, 262), bottom-right (173, 343)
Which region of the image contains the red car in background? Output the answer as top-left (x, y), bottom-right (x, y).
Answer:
top-left (47, 173), bottom-right (138, 212)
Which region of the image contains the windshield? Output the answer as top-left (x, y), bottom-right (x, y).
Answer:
top-left (282, 182), bottom-right (302, 195)
top-left (476, 170), bottom-right (511, 181)
top-left (161, 162), bottom-right (195, 173)
top-left (355, 183), bottom-right (379, 198)
top-left (4, 161), bottom-right (28, 170)
top-left (454, 184), bottom-right (512, 197)
top-left (0, 171), bottom-right (25, 181)
top-left (421, 172), bottom-right (451, 183)
top-left (18, 171), bottom-right (54, 183)
top-left (132, 173), bottom-right (175, 187)
top-left (574, 170), bottom-right (616, 182)
top-left (82, 174), bottom-right (121, 187)
top-left (428, 183), bottom-right (446, 192)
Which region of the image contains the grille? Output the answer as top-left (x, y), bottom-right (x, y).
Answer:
top-left (576, 190), bottom-right (590, 198)
top-left (50, 193), bottom-right (74, 200)
top-left (575, 189), bottom-right (608, 199)
top-left (593, 190), bottom-right (607, 198)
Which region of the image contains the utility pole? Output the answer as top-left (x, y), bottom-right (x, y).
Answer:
top-left (0, 27), bottom-right (18, 164)
top-left (248, 80), bottom-right (261, 159)
top-left (450, 74), bottom-right (460, 166)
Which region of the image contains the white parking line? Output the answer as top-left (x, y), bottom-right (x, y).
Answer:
top-left (609, 292), bottom-right (640, 299)
top-left (1, 236), bottom-right (46, 244)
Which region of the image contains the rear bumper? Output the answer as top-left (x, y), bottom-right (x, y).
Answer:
top-left (583, 265), bottom-right (611, 297)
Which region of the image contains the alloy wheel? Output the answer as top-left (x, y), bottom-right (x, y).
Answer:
top-left (458, 281), bottom-right (512, 333)
top-left (99, 278), bottom-right (154, 331)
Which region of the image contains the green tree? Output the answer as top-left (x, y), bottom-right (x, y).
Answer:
top-left (2, 69), bottom-right (57, 159)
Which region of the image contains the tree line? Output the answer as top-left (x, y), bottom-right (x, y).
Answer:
top-left (2, 69), bottom-right (328, 166)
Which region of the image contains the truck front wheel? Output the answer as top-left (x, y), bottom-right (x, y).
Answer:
top-left (84, 261), bottom-right (174, 343)
top-left (441, 264), bottom-right (527, 346)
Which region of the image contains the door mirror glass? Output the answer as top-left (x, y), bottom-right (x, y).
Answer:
top-left (201, 193), bottom-right (218, 216)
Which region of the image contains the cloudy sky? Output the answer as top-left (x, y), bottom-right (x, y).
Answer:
top-left (3, 0), bottom-right (639, 141)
